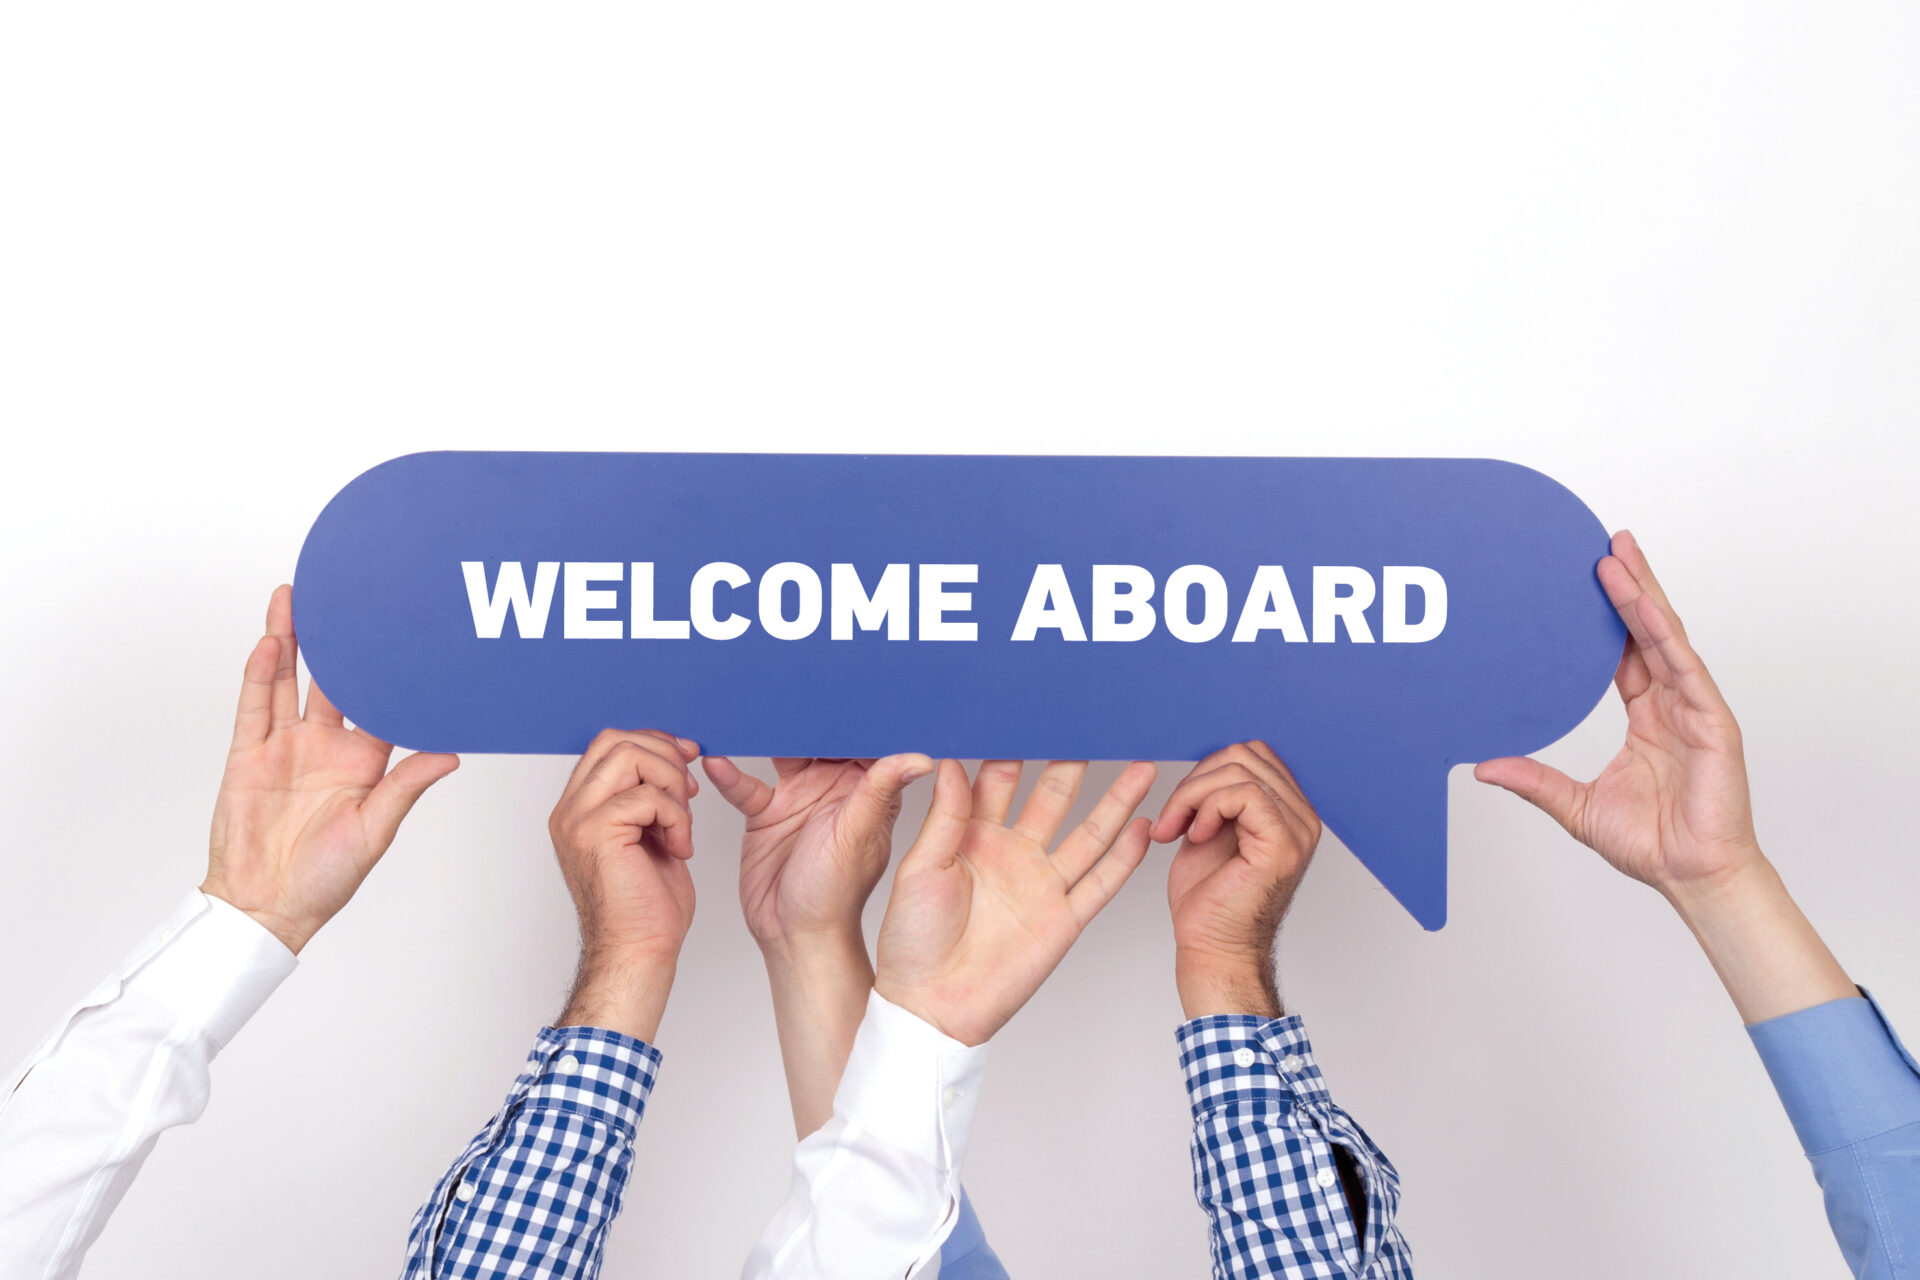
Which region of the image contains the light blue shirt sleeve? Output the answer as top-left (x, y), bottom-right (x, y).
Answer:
top-left (934, 1189), bottom-right (1010, 1279)
top-left (1748, 989), bottom-right (1920, 1279)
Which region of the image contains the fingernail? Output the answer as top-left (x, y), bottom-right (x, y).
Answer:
top-left (676, 736), bottom-right (698, 754)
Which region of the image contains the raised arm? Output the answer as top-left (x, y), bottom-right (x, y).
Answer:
top-left (1476, 530), bottom-right (1920, 1278)
top-left (745, 759), bottom-right (1154, 1280)
top-left (402, 728), bottom-right (697, 1280)
top-left (1154, 743), bottom-right (1415, 1279)
top-left (0, 585), bottom-right (458, 1280)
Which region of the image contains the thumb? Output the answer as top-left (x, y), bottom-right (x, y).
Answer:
top-left (363, 751), bottom-right (461, 852)
top-left (844, 753), bottom-right (935, 843)
top-left (899, 759), bottom-right (971, 874)
top-left (1473, 756), bottom-right (1586, 836)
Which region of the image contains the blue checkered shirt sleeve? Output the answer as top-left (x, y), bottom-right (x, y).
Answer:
top-left (1179, 1015), bottom-right (1414, 1279)
top-left (400, 1026), bottom-right (663, 1280)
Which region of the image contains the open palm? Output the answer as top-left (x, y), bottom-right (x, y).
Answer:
top-left (1476, 532), bottom-right (1758, 891)
top-left (875, 759), bottom-right (1156, 1046)
top-left (204, 587), bottom-right (458, 953)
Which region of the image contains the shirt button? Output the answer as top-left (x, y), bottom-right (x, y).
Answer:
top-left (942, 1087), bottom-right (961, 1109)
top-left (1280, 1054), bottom-right (1303, 1074)
top-left (1232, 1048), bottom-right (1257, 1069)
top-left (455, 1180), bottom-right (477, 1202)
top-left (556, 1055), bottom-right (581, 1073)
top-left (157, 927), bottom-right (176, 945)
top-left (1316, 1168), bottom-right (1337, 1190)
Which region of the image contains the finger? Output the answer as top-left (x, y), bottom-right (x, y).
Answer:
top-left (266, 585), bottom-right (300, 727)
top-left (1153, 760), bottom-right (1282, 843)
top-left (842, 753), bottom-right (936, 849)
top-left (1052, 762), bottom-right (1157, 884)
top-left (1066, 816), bottom-right (1152, 928)
top-left (772, 757), bottom-right (815, 778)
top-left (1596, 555), bottom-right (1673, 685)
top-left (1012, 761), bottom-right (1090, 847)
top-left (568, 729), bottom-right (693, 793)
top-left (362, 752), bottom-right (461, 852)
top-left (1633, 592), bottom-right (1730, 714)
top-left (1187, 780), bottom-right (1294, 847)
top-left (1613, 635), bottom-right (1652, 703)
top-left (230, 635), bottom-right (279, 749)
top-left (901, 760), bottom-right (972, 872)
top-left (1472, 756), bottom-right (1587, 835)
top-left (970, 760), bottom-right (1023, 825)
top-left (574, 739), bottom-right (696, 812)
top-left (1611, 530), bottom-right (1687, 638)
top-left (304, 680), bottom-right (345, 727)
top-left (593, 783), bottom-right (695, 859)
top-left (701, 756), bottom-right (777, 818)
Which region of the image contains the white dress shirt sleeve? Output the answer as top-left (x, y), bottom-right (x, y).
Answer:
top-left (744, 990), bottom-right (990, 1280)
top-left (0, 890), bottom-right (297, 1280)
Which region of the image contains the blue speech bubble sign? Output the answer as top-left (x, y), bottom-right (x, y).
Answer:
top-left (294, 452), bottom-right (1623, 929)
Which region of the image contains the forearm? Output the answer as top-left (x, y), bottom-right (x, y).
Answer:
top-left (401, 1026), bottom-right (661, 1280)
top-left (0, 893), bottom-right (294, 1280)
top-left (558, 947), bottom-right (677, 1044)
top-left (1177, 945), bottom-right (1282, 1021)
top-left (763, 932), bottom-right (874, 1138)
top-left (1663, 852), bottom-right (1855, 1025)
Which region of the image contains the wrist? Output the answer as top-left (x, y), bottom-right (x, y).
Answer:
top-left (199, 879), bottom-right (316, 955)
top-left (559, 947), bottom-right (678, 1044)
top-left (1656, 845), bottom-right (1776, 930)
top-left (1176, 945), bottom-right (1281, 1021)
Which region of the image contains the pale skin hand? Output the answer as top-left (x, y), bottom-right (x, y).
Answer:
top-left (875, 759), bottom-right (1158, 1048)
top-left (1152, 742), bottom-right (1323, 1021)
top-left (202, 585), bottom-right (460, 955)
top-left (550, 729), bottom-right (703, 1044)
top-left (703, 753), bottom-right (933, 1137)
top-left (1475, 530), bottom-right (1855, 1024)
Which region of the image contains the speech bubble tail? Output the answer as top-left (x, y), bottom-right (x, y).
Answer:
top-left (1329, 769), bottom-right (1451, 931)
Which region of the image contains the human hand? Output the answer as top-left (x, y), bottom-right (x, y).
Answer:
top-left (873, 759), bottom-right (1157, 1047)
top-left (1473, 531), bottom-right (1763, 897)
top-left (706, 753), bottom-right (933, 1135)
top-left (705, 754), bottom-right (934, 956)
top-left (1152, 742), bottom-right (1321, 1020)
top-left (550, 728), bottom-right (701, 1042)
top-left (202, 586), bottom-right (459, 954)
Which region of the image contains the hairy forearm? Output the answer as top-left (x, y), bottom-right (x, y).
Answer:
top-left (764, 932), bottom-right (874, 1137)
top-left (558, 949), bottom-right (678, 1044)
top-left (1176, 944), bottom-right (1283, 1021)
top-left (1663, 851), bottom-right (1855, 1025)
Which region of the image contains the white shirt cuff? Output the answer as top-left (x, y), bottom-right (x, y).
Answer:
top-left (118, 892), bottom-right (298, 1051)
top-left (834, 991), bottom-right (990, 1177)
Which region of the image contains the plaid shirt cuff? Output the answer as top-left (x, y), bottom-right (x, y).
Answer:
top-left (524, 1026), bottom-right (662, 1139)
top-left (1177, 1014), bottom-right (1331, 1116)
top-left (402, 1026), bottom-right (663, 1279)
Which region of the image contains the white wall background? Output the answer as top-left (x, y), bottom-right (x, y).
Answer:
top-left (2, 5), bottom-right (1915, 1277)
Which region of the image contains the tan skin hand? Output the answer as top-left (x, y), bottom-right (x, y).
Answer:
top-left (705, 754), bottom-right (934, 950)
top-left (875, 759), bottom-right (1157, 1047)
top-left (1475, 530), bottom-right (1854, 1024)
top-left (704, 753), bottom-right (932, 1136)
top-left (202, 585), bottom-right (459, 955)
top-left (549, 729), bottom-right (703, 1042)
top-left (1474, 530), bottom-right (1760, 894)
top-left (1153, 742), bottom-right (1323, 1021)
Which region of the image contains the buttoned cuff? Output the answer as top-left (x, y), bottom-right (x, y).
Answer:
top-left (526, 1026), bottom-right (663, 1139)
top-left (115, 892), bottom-right (298, 1051)
top-left (1748, 987), bottom-right (1920, 1156)
top-left (1177, 1013), bottom-right (1332, 1116)
top-left (835, 991), bottom-right (989, 1174)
